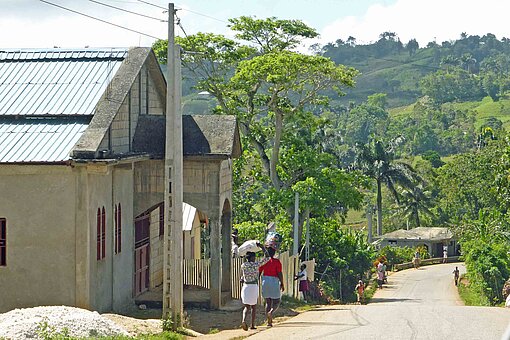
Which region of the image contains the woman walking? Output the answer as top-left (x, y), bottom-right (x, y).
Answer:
top-left (240, 247), bottom-right (269, 331)
top-left (259, 247), bottom-right (284, 327)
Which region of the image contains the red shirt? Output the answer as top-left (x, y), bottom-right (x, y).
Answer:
top-left (259, 258), bottom-right (282, 277)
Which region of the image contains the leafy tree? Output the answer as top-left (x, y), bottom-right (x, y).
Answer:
top-left (354, 137), bottom-right (423, 235)
top-left (155, 17), bottom-right (358, 193)
top-left (436, 140), bottom-right (504, 222)
top-left (421, 150), bottom-right (445, 168)
top-left (406, 38), bottom-right (419, 56)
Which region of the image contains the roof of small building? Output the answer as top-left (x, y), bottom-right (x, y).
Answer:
top-left (132, 114), bottom-right (242, 158)
top-left (378, 227), bottom-right (454, 241)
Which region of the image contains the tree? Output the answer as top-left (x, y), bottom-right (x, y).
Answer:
top-left (355, 137), bottom-right (423, 235)
top-left (156, 16), bottom-right (359, 192)
top-left (406, 38), bottom-right (419, 56)
top-left (396, 184), bottom-right (434, 227)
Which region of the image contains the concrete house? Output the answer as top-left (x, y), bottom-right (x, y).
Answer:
top-left (0, 48), bottom-right (240, 313)
top-left (374, 227), bottom-right (459, 257)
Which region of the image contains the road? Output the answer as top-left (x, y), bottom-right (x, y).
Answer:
top-left (247, 263), bottom-right (510, 340)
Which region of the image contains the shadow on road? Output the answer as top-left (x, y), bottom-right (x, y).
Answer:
top-left (274, 321), bottom-right (358, 327)
top-left (369, 297), bottom-right (421, 303)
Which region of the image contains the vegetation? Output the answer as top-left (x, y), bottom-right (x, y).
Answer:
top-left (154, 20), bottom-right (510, 304)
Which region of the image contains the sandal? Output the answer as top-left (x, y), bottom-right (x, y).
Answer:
top-left (242, 321), bottom-right (248, 331)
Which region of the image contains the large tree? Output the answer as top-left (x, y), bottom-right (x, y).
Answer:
top-left (153, 17), bottom-right (358, 192)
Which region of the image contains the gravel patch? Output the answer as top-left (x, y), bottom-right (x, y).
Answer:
top-left (0, 306), bottom-right (130, 339)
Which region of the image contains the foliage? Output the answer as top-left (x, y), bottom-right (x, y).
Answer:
top-left (457, 274), bottom-right (491, 306)
top-left (436, 140), bottom-right (504, 223)
top-left (355, 136), bottom-right (425, 233)
top-left (37, 320), bottom-right (71, 340)
top-left (378, 245), bottom-right (414, 267)
top-left (462, 237), bottom-right (510, 304)
top-left (309, 218), bottom-right (375, 302)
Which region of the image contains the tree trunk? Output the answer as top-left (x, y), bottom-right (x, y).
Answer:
top-left (377, 179), bottom-right (383, 236)
top-left (270, 111), bottom-right (283, 190)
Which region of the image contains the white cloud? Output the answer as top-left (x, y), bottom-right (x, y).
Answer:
top-left (319, 0), bottom-right (510, 47)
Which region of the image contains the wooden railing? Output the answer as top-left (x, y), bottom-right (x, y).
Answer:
top-left (231, 251), bottom-right (315, 304)
top-left (393, 256), bottom-right (461, 271)
top-left (183, 258), bottom-right (210, 289)
top-left (183, 253), bottom-right (315, 305)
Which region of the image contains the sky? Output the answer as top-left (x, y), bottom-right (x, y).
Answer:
top-left (2, 0), bottom-right (510, 50)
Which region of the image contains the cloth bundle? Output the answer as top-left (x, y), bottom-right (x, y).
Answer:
top-left (264, 231), bottom-right (282, 250)
top-left (238, 240), bottom-right (260, 257)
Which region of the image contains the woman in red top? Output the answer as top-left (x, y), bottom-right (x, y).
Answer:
top-left (259, 247), bottom-right (284, 327)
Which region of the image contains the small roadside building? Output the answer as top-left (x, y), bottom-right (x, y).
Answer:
top-left (0, 48), bottom-right (240, 313)
top-left (374, 227), bottom-right (459, 257)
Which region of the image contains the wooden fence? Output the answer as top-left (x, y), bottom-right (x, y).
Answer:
top-left (183, 258), bottom-right (210, 289)
top-left (183, 252), bottom-right (315, 304)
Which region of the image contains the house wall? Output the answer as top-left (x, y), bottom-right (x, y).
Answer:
top-left (99, 64), bottom-right (165, 154)
top-left (85, 162), bottom-right (136, 313)
top-left (149, 206), bottom-right (164, 289)
top-left (183, 214), bottom-right (201, 259)
top-left (0, 165), bottom-right (77, 313)
top-left (133, 160), bottom-right (164, 217)
top-left (111, 164), bottom-right (135, 311)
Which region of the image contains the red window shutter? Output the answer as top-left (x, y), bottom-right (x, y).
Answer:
top-left (96, 209), bottom-right (101, 261)
top-left (101, 207), bottom-right (106, 259)
top-left (0, 219), bottom-right (6, 266)
top-left (118, 203), bottom-right (122, 253)
top-left (114, 205), bottom-right (118, 254)
top-left (159, 204), bottom-right (164, 237)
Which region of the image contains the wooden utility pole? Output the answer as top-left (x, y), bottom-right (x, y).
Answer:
top-left (163, 2), bottom-right (183, 328)
top-left (293, 192), bottom-right (299, 255)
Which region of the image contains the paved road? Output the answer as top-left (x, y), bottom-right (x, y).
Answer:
top-left (247, 263), bottom-right (510, 340)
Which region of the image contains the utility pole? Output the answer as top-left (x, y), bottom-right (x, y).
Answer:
top-left (293, 192), bottom-right (299, 256)
top-left (163, 2), bottom-right (183, 329)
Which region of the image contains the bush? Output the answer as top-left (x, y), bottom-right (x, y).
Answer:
top-left (378, 246), bottom-right (414, 268)
top-left (462, 239), bottom-right (510, 304)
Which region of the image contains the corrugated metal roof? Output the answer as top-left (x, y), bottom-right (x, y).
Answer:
top-left (0, 48), bottom-right (127, 116)
top-left (0, 118), bottom-right (88, 162)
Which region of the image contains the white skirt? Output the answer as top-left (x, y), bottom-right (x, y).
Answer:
top-left (241, 283), bottom-right (259, 305)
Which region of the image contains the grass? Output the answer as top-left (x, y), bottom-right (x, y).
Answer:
top-left (457, 275), bottom-right (491, 307)
top-left (363, 277), bottom-right (379, 304)
top-left (207, 328), bottom-right (220, 334)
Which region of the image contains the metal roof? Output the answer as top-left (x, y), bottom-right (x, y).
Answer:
top-left (378, 227), bottom-right (454, 241)
top-left (0, 48), bottom-right (127, 116)
top-left (0, 118), bottom-right (88, 163)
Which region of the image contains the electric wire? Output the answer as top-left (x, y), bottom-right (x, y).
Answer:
top-left (136, 0), bottom-right (167, 10)
top-left (88, 0), bottom-right (167, 22)
top-left (39, 0), bottom-right (163, 40)
top-left (176, 7), bottom-right (228, 23)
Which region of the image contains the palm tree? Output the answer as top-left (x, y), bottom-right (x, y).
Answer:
top-left (397, 184), bottom-right (434, 228)
top-left (355, 136), bottom-right (422, 236)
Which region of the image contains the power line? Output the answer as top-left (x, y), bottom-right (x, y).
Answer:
top-left (88, 0), bottom-right (167, 22)
top-left (39, 0), bottom-right (163, 40)
top-left (177, 7), bottom-right (228, 23)
top-left (136, 0), bottom-right (167, 10)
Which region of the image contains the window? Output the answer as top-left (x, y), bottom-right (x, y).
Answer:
top-left (97, 207), bottom-right (106, 260)
top-left (96, 209), bottom-right (101, 261)
top-left (101, 207), bottom-right (106, 259)
top-left (0, 218), bottom-right (6, 266)
top-left (114, 203), bottom-right (122, 254)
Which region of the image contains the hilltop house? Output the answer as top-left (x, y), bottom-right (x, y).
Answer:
top-left (0, 48), bottom-right (240, 313)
